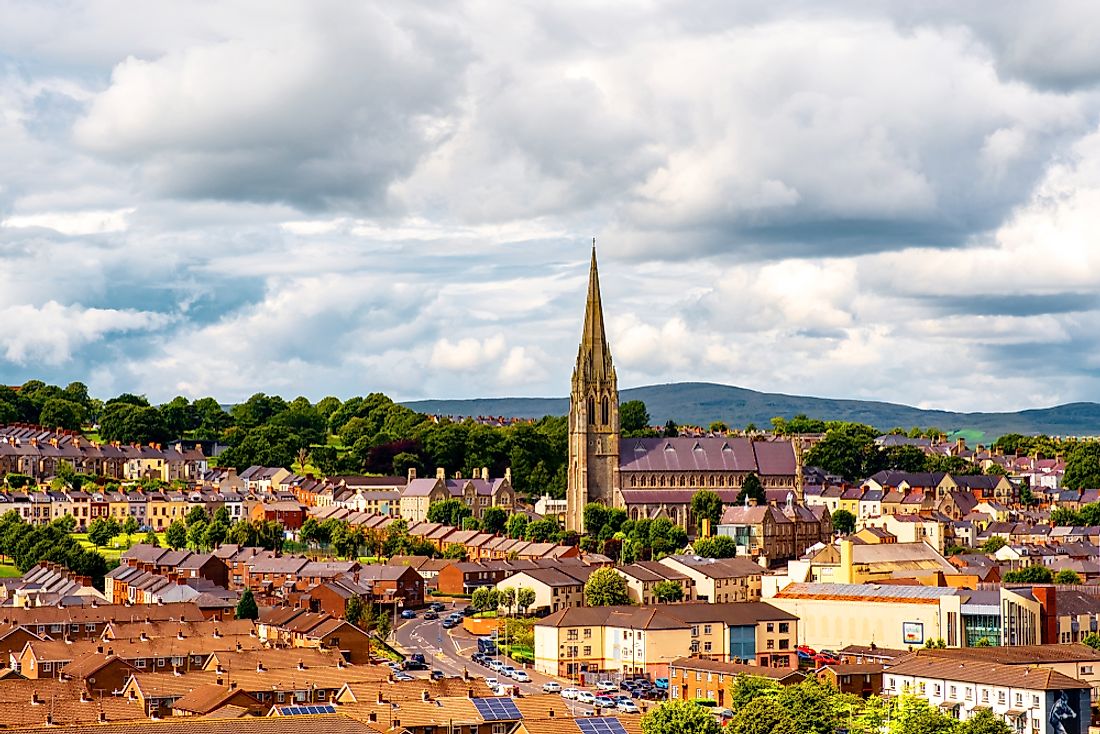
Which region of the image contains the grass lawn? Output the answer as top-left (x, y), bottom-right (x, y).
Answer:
top-left (74, 532), bottom-right (167, 560)
top-left (0, 563), bottom-right (21, 578)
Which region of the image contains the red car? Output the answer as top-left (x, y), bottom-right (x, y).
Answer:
top-left (795, 645), bottom-right (817, 661)
top-left (814, 651), bottom-right (840, 666)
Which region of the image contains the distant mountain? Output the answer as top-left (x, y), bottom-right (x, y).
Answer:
top-left (402, 382), bottom-right (1100, 439)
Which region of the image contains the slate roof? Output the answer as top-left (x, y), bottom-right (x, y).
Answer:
top-left (618, 437), bottom-right (796, 474)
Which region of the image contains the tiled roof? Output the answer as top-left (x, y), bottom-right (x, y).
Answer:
top-left (886, 653), bottom-right (1088, 690)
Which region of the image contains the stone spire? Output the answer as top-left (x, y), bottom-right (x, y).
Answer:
top-left (577, 242), bottom-right (614, 383)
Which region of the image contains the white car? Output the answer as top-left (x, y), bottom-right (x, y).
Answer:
top-left (512, 671), bottom-right (531, 683)
top-left (491, 684), bottom-right (508, 696)
top-left (595, 680), bottom-right (617, 692)
top-left (617, 701), bottom-right (640, 714)
top-left (488, 660), bottom-right (505, 672)
top-left (485, 677), bottom-right (499, 688)
top-left (501, 666), bottom-right (517, 677)
top-left (542, 682), bottom-right (562, 693)
top-left (577, 691), bottom-right (596, 705)
top-left (561, 687), bottom-right (579, 700)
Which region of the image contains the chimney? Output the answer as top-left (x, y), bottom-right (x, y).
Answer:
top-left (139, 632), bottom-right (148, 642)
top-left (454, 471), bottom-right (462, 480)
top-left (297, 660), bottom-right (305, 671)
top-left (31, 692), bottom-right (41, 706)
top-left (549, 709), bottom-right (555, 718)
top-left (376, 691), bottom-right (384, 704)
top-left (80, 690), bottom-right (91, 703)
top-left (481, 467), bottom-right (489, 481)
top-left (504, 468), bottom-right (511, 482)
top-left (436, 468), bottom-right (445, 480)
top-left (407, 468), bottom-right (417, 482)
top-left (216, 664), bottom-right (225, 675)
top-left (98, 712), bottom-right (106, 724)
top-left (421, 691), bottom-right (430, 702)
top-left (217, 675), bottom-right (224, 686)
top-left (230, 681), bottom-right (237, 689)
top-left (256, 662), bottom-right (265, 673)
top-left (368, 712), bottom-right (377, 723)
top-left (45, 714), bottom-right (52, 726)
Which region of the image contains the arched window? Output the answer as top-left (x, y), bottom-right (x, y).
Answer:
top-left (601, 395), bottom-right (610, 425)
top-left (587, 396), bottom-right (595, 425)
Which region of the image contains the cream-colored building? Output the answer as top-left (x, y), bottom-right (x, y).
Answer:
top-left (658, 555), bottom-right (763, 603)
top-left (495, 568), bottom-right (585, 615)
top-left (534, 602), bottom-right (799, 679)
top-left (862, 514), bottom-right (946, 553)
top-left (614, 561), bottom-right (694, 605)
top-left (793, 539), bottom-right (957, 585)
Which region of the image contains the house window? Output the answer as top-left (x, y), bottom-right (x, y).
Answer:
top-left (584, 628), bottom-right (592, 639)
top-left (703, 625), bottom-right (711, 635)
top-left (767, 623), bottom-right (774, 633)
top-left (704, 642), bottom-right (712, 652)
top-left (583, 646), bottom-right (591, 656)
top-left (567, 630), bottom-right (578, 641)
top-left (998, 691), bottom-right (1005, 705)
top-left (136, 660), bottom-right (146, 668)
top-left (779, 623), bottom-right (789, 634)
top-left (691, 626), bottom-right (699, 637)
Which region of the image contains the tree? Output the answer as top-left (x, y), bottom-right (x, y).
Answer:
top-left (887, 693), bottom-right (958, 734)
top-left (653, 580), bottom-right (684, 603)
top-left (692, 535), bottom-right (738, 559)
top-left (122, 516), bottom-right (139, 537)
top-left (332, 522), bottom-right (366, 559)
top-left (203, 521), bottom-right (229, 549)
top-left (737, 473), bottom-right (766, 506)
top-left (427, 499), bottom-right (472, 528)
top-left (1064, 443), bottom-right (1100, 490)
top-left (620, 400), bottom-right (651, 435)
top-left (690, 490), bottom-right (724, 535)
top-left (584, 567), bottom-right (631, 606)
top-left (728, 674), bottom-right (780, 709)
top-left (804, 423), bottom-right (882, 481)
top-left (471, 586), bottom-right (493, 612)
top-left (980, 536), bottom-right (1007, 553)
top-left (344, 594), bottom-right (367, 626)
top-left (443, 543), bottom-right (468, 560)
top-left (165, 520), bottom-right (188, 550)
top-left (663, 419), bottom-right (678, 437)
top-left (1082, 633), bottom-right (1100, 650)
top-left (1003, 565), bottom-right (1054, 583)
top-left (187, 520), bottom-right (209, 550)
top-left (236, 589), bottom-right (259, 620)
top-left (583, 503), bottom-right (610, 537)
top-left (142, 530), bottom-right (160, 547)
top-left (185, 504), bottom-right (208, 527)
top-left (87, 517), bottom-right (119, 550)
top-left (39, 398), bottom-right (84, 431)
top-left (499, 586), bottom-right (516, 616)
top-left (4, 474), bottom-right (32, 490)
top-left (481, 507), bottom-right (507, 535)
top-left (516, 587), bottom-right (536, 615)
top-left (831, 509), bottom-right (856, 535)
top-left (641, 699), bottom-right (721, 734)
top-left (957, 708), bottom-right (1012, 734)
top-left (524, 517), bottom-right (559, 542)
top-left (708, 421), bottom-right (728, 434)
top-left (1055, 569), bottom-right (1083, 585)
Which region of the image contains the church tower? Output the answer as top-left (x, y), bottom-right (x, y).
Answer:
top-left (566, 244), bottom-right (621, 533)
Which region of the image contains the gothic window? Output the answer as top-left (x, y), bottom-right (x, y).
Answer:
top-left (630, 476), bottom-right (637, 488)
top-left (601, 396), bottom-right (610, 425)
top-left (679, 476), bottom-right (686, 487)
top-left (587, 396), bottom-right (595, 424)
top-left (659, 476), bottom-right (666, 487)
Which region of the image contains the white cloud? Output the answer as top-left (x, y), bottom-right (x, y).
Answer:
top-left (2, 208), bottom-right (134, 235)
top-left (0, 302), bottom-right (170, 365)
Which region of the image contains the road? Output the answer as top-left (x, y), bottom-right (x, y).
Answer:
top-left (391, 610), bottom-right (654, 716)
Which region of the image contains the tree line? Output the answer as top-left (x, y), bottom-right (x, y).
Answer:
top-left (0, 512), bottom-right (108, 586)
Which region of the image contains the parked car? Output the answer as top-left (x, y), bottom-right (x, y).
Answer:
top-left (654, 678), bottom-right (669, 690)
top-left (430, 670), bottom-right (445, 680)
top-left (462, 605), bottom-right (476, 616)
top-left (593, 696), bottom-right (617, 710)
top-left (429, 602), bottom-right (445, 612)
top-left (501, 666), bottom-right (517, 678)
top-left (410, 654), bottom-right (426, 664)
top-left (423, 611), bottom-right (438, 620)
top-left (403, 660), bottom-right (428, 671)
top-left (542, 682), bottom-right (562, 693)
top-left (488, 660), bottom-right (505, 672)
top-left (400, 610), bottom-right (416, 619)
top-left (512, 671), bottom-right (531, 683)
top-left (561, 687), bottom-right (579, 700)
top-left (394, 673), bottom-right (414, 682)
top-left (577, 691), bottom-right (596, 705)
top-left (442, 619), bottom-right (456, 629)
top-left (595, 680), bottom-right (618, 692)
top-left (815, 651), bottom-right (841, 666)
top-left (478, 638), bottom-right (498, 655)
top-left (616, 701), bottom-right (640, 714)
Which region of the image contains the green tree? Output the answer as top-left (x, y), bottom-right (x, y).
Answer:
top-left (203, 520), bottom-right (229, 549)
top-left (888, 693), bottom-right (957, 734)
top-left (142, 530), bottom-right (160, 547)
top-left (692, 535), bottom-right (738, 558)
top-left (620, 400), bottom-right (651, 435)
top-left (980, 536), bottom-right (1007, 553)
top-left (583, 503), bottom-right (610, 537)
top-left (663, 419), bottom-right (678, 437)
top-left (957, 708), bottom-right (1012, 734)
top-left (443, 543), bottom-right (468, 560)
top-left (1064, 443), bottom-right (1100, 490)
top-left (708, 421), bottom-right (729, 434)
top-left (516, 587), bottom-right (536, 615)
top-left (185, 504), bottom-right (208, 527)
top-left (236, 589), bottom-right (259, 620)
top-left (728, 697), bottom-right (797, 734)
top-left (690, 490), bottom-right (724, 535)
top-left (165, 520), bottom-right (188, 550)
top-left (1082, 633), bottom-right (1100, 650)
top-left (481, 507), bottom-right (508, 534)
top-left (471, 586), bottom-right (493, 611)
top-left (427, 499), bottom-right (472, 528)
top-left (728, 674), bottom-right (780, 708)
top-left (653, 580), bottom-right (684, 603)
top-left (584, 567), bottom-right (630, 606)
top-left (344, 594), bottom-right (367, 626)
top-left (642, 699), bottom-right (721, 734)
top-left (187, 519), bottom-right (208, 550)
top-left (4, 474), bottom-right (32, 490)
top-left (87, 517), bottom-right (119, 550)
top-left (1003, 565), bottom-right (1054, 583)
top-left (39, 398), bottom-right (85, 431)
top-left (1055, 569), bottom-right (1083, 585)
top-left (122, 516), bottom-right (139, 537)
top-left (831, 509), bottom-right (856, 535)
top-left (737, 473), bottom-right (766, 505)
top-left (332, 522), bottom-right (366, 559)
top-left (524, 517), bottom-right (559, 542)
top-left (804, 423), bottom-right (882, 481)
top-left (499, 586), bottom-right (516, 616)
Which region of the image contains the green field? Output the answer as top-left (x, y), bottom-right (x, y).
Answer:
top-left (74, 532), bottom-right (168, 561)
top-left (0, 563), bottom-right (21, 578)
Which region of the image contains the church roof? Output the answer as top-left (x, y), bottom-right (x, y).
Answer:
top-left (619, 437), bottom-right (796, 474)
top-left (575, 244), bottom-right (615, 383)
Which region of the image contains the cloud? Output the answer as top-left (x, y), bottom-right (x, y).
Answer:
top-left (0, 302), bottom-right (170, 365)
top-left (4, 2), bottom-right (1100, 414)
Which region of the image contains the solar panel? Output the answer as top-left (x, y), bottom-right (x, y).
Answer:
top-left (577, 718), bottom-right (628, 734)
top-left (279, 705), bottom-right (337, 716)
top-left (472, 697), bottom-right (523, 720)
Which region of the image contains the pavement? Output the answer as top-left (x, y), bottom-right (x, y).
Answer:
top-left (391, 608), bottom-right (657, 717)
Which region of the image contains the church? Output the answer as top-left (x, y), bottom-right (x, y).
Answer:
top-left (565, 247), bottom-right (804, 533)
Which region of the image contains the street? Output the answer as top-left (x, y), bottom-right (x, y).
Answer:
top-left (391, 611), bottom-right (651, 717)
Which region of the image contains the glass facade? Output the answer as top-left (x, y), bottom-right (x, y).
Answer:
top-left (962, 614), bottom-right (1001, 647)
top-left (729, 625), bottom-right (756, 662)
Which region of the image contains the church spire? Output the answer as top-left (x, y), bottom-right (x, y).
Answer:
top-left (578, 240), bottom-right (614, 381)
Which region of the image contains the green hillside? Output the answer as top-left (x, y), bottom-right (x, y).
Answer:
top-left (403, 382), bottom-right (1100, 439)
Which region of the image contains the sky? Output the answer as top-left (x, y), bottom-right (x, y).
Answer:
top-left (3, 1), bottom-right (1100, 412)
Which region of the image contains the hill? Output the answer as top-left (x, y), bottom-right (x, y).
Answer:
top-left (403, 382), bottom-right (1100, 439)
